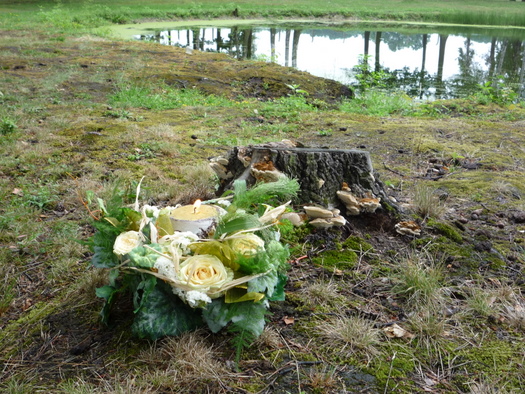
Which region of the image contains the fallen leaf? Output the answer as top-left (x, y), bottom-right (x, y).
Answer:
top-left (12, 188), bottom-right (24, 196)
top-left (283, 316), bottom-right (295, 325)
top-left (22, 298), bottom-right (33, 311)
top-left (383, 323), bottom-right (415, 339)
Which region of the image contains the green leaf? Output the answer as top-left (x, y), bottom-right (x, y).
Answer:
top-left (97, 197), bottom-right (108, 215)
top-left (189, 241), bottom-right (238, 271)
top-left (202, 298), bottom-right (268, 338)
top-left (95, 285), bottom-right (120, 325)
top-left (95, 285), bottom-right (116, 299)
top-left (215, 215), bottom-right (261, 239)
top-left (235, 252), bottom-right (270, 274)
top-left (108, 268), bottom-right (119, 287)
top-left (247, 270), bottom-right (279, 297)
top-left (132, 275), bottom-right (157, 313)
top-left (122, 207), bottom-right (141, 231)
top-left (127, 244), bottom-right (162, 268)
top-left (156, 210), bottom-right (174, 237)
top-left (131, 282), bottom-right (203, 340)
top-left (88, 215), bottom-right (124, 269)
top-left (91, 230), bottom-right (119, 268)
top-left (267, 273), bottom-right (287, 301)
top-left (228, 324), bottom-right (257, 365)
top-left (225, 287), bottom-right (265, 303)
top-left (231, 177), bottom-right (299, 210)
top-left (266, 240), bottom-right (290, 271)
top-left (235, 239), bottom-right (289, 275)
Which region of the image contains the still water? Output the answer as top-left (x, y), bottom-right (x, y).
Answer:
top-left (136, 24), bottom-right (525, 100)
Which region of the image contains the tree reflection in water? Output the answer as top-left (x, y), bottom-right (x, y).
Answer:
top-left (138, 25), bottom-right (525, 100)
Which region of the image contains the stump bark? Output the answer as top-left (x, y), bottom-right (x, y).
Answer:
top-left (215, 143), bottom-right (395, 210)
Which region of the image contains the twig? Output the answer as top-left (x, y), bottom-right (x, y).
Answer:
top-left (68, 172), bottom-right (103, 221)
top-left (383, 162), bottom-right (407, 178)
top-left (384, 351), bottom-right (397, 394)
top-left (292, 255), bottom-right (308, 264)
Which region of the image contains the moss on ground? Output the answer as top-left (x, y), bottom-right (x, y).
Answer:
top-left (427, 218), bottom-right (463, 243)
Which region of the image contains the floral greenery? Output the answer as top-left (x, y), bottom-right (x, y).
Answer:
top-left (87, 177), bottom-right (299, 352)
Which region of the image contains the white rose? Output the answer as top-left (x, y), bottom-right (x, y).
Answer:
top-left (113, 231), bottom-right (142, 256)
top-left (179, 254), bottom-right (233, 296)
top-left (228, 233), bottom-right (265, 257)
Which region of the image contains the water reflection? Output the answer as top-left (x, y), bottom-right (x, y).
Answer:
top-left (137, 26), bottom-right (525, 100)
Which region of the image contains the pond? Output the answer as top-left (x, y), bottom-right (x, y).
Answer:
top-left (130, 22), bottom-right (525, 100)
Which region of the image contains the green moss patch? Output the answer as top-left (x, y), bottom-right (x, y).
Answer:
top-left (313, 249), bottom-right (358, 270)
top-left (427, 218), bottom-right (463, 243)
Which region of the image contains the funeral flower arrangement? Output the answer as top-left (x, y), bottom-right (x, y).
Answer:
top-left (87, 178), bottom-right (299, 347)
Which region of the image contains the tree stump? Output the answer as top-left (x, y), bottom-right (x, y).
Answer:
top-left (212, 142), bottom-right (396, 211)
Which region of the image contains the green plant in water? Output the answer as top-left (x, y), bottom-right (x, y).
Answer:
top-left (474, 78), bottom-right (518, 105)
top-left (351, 55), bottom-right (394, 92)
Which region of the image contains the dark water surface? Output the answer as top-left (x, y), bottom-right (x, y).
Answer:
top-left (136, 24), bottom-right (525, 100)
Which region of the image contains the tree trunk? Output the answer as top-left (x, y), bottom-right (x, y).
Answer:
top-left (214, 143), bottom-right (395, 211)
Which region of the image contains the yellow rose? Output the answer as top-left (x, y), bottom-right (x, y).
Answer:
top-left (179, 255), bottom-right (233, 296)
top-left (228, 233), bottom-right (265, 257)
top-left (113, 231), bottom-right (142, 256)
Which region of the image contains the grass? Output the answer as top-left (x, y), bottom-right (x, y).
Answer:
top-left (1, 1), bottom-right (525, 393)
top-left (317, 314), bottom-right (382, 363)
top-left (391, 252), bottom-right (445, 308)
top-left (110, 83), bottom-right (234, 110)
top-left (412, 183), bottom-right (447, 220)
top-left (3, 0), bottom-right (525, 31)
top-left (340, 90), bottom-right (415, 116)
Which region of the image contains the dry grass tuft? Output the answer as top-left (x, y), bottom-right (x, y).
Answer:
top-left (465, 287), bottom-right (497, 317)
top-left (391, 253), bottom-right (445, 309)
top-left (412, 183), bottom-right (446, 220)
top-left (138, 330), bottom-right (232, 392)
top-left (496, 286), bottom-right (525, 331)
top-left (305, 364), bottom-right (339, 392)
top-left (317, 315), bottom-right (381, 363)
top-left (407, 309), bottom-right (448, 342)
top-left (460, 283), bottom-right (525, 331)
top-left (255, 326), bottom-right (283, 349)
top-left (491, 180), bottom-right (521, 200)
top-left (467, 379), bottom-right (508, 394)
top-left (298, 279), bottom-right (347, 309)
